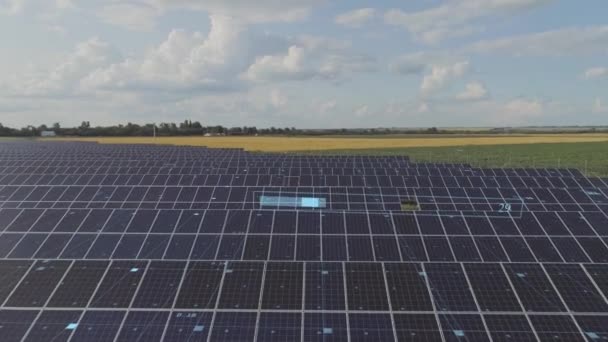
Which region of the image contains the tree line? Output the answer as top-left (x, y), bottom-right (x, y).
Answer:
top-left (0, 120), bottom-right (451, 137)
top-left (0, 121), bottom-right (301, 137)
top-left (2, 120), bottom-right (604, 137)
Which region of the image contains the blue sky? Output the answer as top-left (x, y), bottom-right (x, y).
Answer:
top-left (0, 0), bottom-right (607, 128)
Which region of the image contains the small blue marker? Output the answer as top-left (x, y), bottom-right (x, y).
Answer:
top-left (585, 332), bottom-right (600, 339)
top-left (453, 330), bottom-right (465, 337)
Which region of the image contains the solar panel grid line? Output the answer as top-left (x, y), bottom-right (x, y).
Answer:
top-left (17, 309), bottom-right (43, 342)
top-left (0, 261), bottom-right (35, 308)
top-left (294, 263), bottom-right (305, 341)
top-left (577, 213), bottom-right (608, 256)
top-left (380, 263), bottom-right (401, 342)
top-left (459, 214), bottom-right (485, 262)
top-left (61, 210), bottom-right (101, 255)
top-left (498, 262), bottom-right (542, 341)
top-left (553, 213), bottom-right (596, 263)
top-left (68, 260), bottom-right (115, 342)
top-left (204, 261), bottom-right (228, 342)
top-left (254, 263), bottom-right (268, 341)
top-left (4, 209), bottom-right (48, 258)
top-left (458, 262), bottom-right (495, 341)
top-left (21, 260), bottom-right (75, 341)
top-left (438, 216), bottom-right (459, 262)
top-left (579, 262), bottom-right (608, 306)
top-left (28, 209), bottom-right (72, 259)
top-left (364, 213), bottom-right (378, 262)
top-left (484, 212), bottom-right (516, 263)
top-left (340, 261), bottom-right (352, 342)
top-left (537, 263), bottom-right (588, 339)
top-left (419, 263), bottom-right (447, 342)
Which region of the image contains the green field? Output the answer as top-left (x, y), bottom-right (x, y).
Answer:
top-left (298, 141), bottom-right (608, 177)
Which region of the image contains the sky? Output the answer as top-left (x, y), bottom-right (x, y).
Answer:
top-left (0, 0), bottom-right (607, 128)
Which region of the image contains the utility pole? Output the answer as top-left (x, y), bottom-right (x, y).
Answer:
top-left (153, 124), bottom-right (156, 138)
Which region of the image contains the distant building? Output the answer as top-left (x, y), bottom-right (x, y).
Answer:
top-left (41, 131), bottom-right (57, 137)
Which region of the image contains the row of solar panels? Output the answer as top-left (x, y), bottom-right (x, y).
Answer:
top-left (0, 164), bottom-right (583, 178)
top-left (1, 208), bottom-right (606, 236)
top-left (0, 260), bottom-right (608, 314)
top-left (1, 186), bottom-right (605, 212)
top-left (1, 308), bottom-right (602, 341)
top-left (2, 231), bottom-right (608, 263)
top-left (1, 174), bottom-right (605, 192)
top-left (1, 260), bottom-right (607, 313)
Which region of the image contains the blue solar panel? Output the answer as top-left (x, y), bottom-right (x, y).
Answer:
top-left (0, 141), bottom-right (605, 340)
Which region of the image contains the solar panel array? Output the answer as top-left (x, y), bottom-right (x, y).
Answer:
top-left (1, 141), bottom-right (608, 341)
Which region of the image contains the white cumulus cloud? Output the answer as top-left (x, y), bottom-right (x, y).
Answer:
top-left (420, 61), bottom-right (469, 95)
top-left (243, 37), bottom-right (376, 83)
top-left (583, 67), bottom-right (608, 80)
top-left (456, 81), bottom-right (488, 100)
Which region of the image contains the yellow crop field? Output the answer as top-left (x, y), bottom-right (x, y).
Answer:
top-left (45, 134), bottom-right (608, 152)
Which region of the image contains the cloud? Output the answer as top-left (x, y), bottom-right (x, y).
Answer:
top-left (82, 16), bottom-right (254, 93)
top-left (6, 38), bottom-right (121, 96)
top-left (148, 0), bottom-right (325, 23)
top-left (269, 89), bottom-right (288, 108)
top-left (593, 98), bottom-right (608, 113)
top-left (456, 81), bottom-right (488, 100)
top-left (354, 104), bottom-right (370, 117)
top-left (243, 37), bottom-right (376, 83)
top-left (0, 0), bottom-right (26, 15)
top-left (98, 3), bottom-right (160, 31)
top-left (467, 25), bottom-right (608, 56)
top-left (335, 8), bottom-right (375, 28)
top-left (385, 0), bottom-right (552, 44)
top-left (5, 11), bottom-right (370, 104)
top-left (583, 67), bottom-right (608, 80)
top-left (46, 24), bottom-right (67, 35)
top-left (418, 102), bottom-right (430, 113)
top-left (421, 61), bottom-right (469, 95)
top-left (389, 53), bottom-right (428, 75)
top-left (55, 0), bottom-right (73, 10)
top-left (315, 99), bottom-right (337, 114)
top-left (501, 98), bottom-right (544, 124)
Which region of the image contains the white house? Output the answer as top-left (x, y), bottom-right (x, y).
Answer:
top-left (41, 131), bottom-right (57, 137)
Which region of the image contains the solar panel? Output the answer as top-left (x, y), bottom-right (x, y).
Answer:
top-left (1, 141), bottom-right (607, 340)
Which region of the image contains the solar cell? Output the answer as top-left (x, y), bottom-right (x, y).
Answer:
top-left (175, 261), bottom-right (224, 309)
top-left (0, 310), bottom-right (38, 342)
top-left (484, 314), bottom-right (537, 341)
top-left (424, 263), bottom-right (478, 312)
top-left (22, 310), bottom-right (82, 342)
top-left (69, 310), bottom-right (124, 342)
top-left (115, 310), bottom-right (169, 342)
top-left (90, 261), bottom-right (147, 308)
top-left (345, 263), bottom-right (389, 311)
top-left (47, 260), bottom-right (109, 307)
top-left (217, 262), bottom-right (264, 309)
